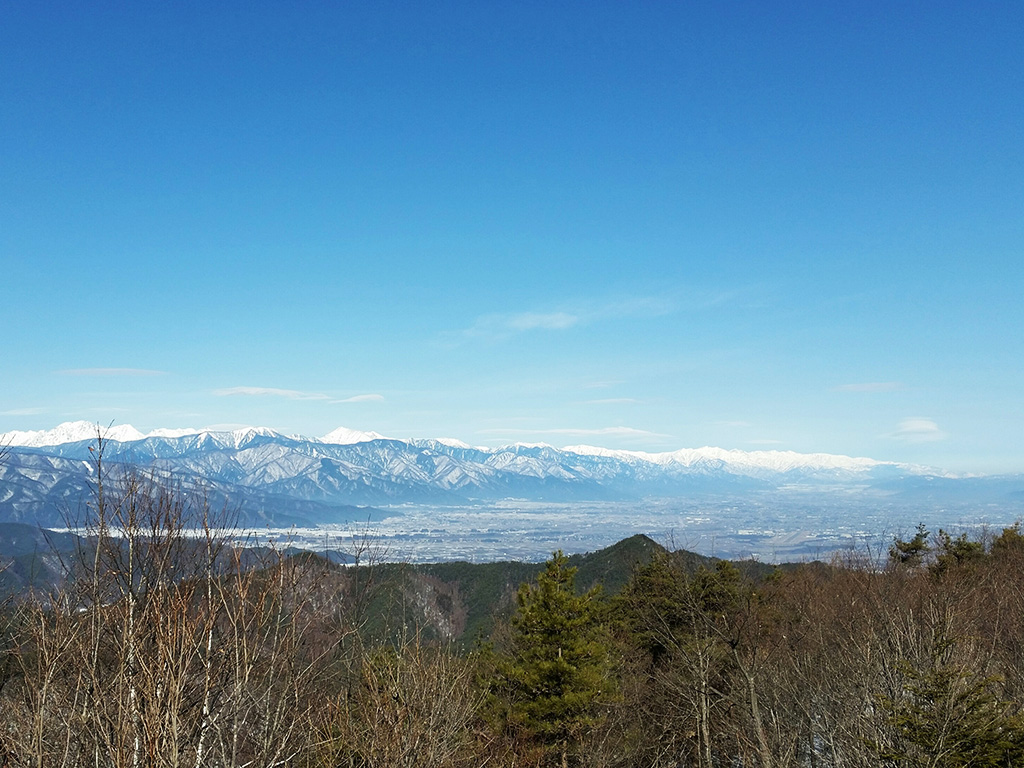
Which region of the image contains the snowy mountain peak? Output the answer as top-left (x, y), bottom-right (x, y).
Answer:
top-left (147, 427), bottom-right (202, 439)
top-left (0, 421), bottom-right (146, 448)
top-left (563, 443), bottom-right (890, 473)
top-left (218, 426), bottom-right (285, 448)
top-left (679, 446), bottom-right (884, 472)
top-left (320, 426), bottom-right (390, 445)
top-left (433, 437), bottom-right (471, 449)
top-left (0, 422), bottom-right (284, 450)
top-left (0, 421), bottom-right (913, 477)
top-left (0, 421), bottom-right (997, 533)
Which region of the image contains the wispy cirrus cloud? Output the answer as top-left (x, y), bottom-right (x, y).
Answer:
top-left (460, 294), bottom-right (682, 341)
top-left (585, 398), bottom-right (640, 405)
top-left (0, 407), bottom-right (48, 416)
top-left (834, 381), bottom-right (904, 393)
top-left (506, 312), bottom-right (580, 331)
top-left (464, 311), bottom-right (580, 339)
top-left (481, 426), bottom-right (672, 440)
top-left (214, 386), bottom-right (331, 400)
top-left (541, 427), bottom-right (669, 438)
top-left (213, 386), bottom-right (383, 404)
top-left (333, 394), bottom-right (385, 403)
top-left (58, 368), bottom-right (167, 377)
top-left (889, 418), bottom-right (948, 443)
top-left (451, 286), bottom-right (753, 345)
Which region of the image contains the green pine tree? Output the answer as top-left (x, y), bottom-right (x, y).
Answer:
top-left (890, 523), bottom-right (932, 568)
top-left (493, 550), bottom-right (613, 766)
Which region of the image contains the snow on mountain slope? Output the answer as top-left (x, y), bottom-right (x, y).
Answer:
top-left (1, 421), bottom-right (146, 447)
top-left (320, 426), bottom-right (390, 444)
top-left (1, 421), bottom-right (926, 490)
top-left (0, 422), bottom-right (296, 451)
top-left (563, 444), bottom-right (890, 475)
top-left (220, 426), bottom-right (286, 449)
top-left (1, 421), bottom-right (1017, 528)
top-left (432, 437), bottom-right (472, 449)
top-left (0, 421), bottom-right (902, 476)
top-left (147, 427), bottom-right (202, 438)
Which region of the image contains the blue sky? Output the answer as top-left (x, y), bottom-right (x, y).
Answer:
top-left (2, 1), bottom-right (1022, 473)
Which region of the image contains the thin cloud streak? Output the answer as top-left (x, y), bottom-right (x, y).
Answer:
top-left (460, 293), bottom-right (685, 341)
top-left (332, 394), bottom-right (385, 403)
top-left (506, 312), bottom-right (579, 331)
top-left (58, 368), bottom-right (167, 377)
top-left (586, 398), bottom-right (640, 405)
top-left (463, 311), bottom-right (580, 340)
top-left (213, 387), bottom-right (384, 404)
top-left (481, 426), bottom-right (672, 439)
top-left (213, 386), bottom-right (331, 401)
top-left (0, 407), bottom-right (48, 416)
top-left (889, 418), bottom-right (948, 443)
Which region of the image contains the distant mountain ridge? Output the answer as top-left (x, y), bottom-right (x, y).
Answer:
top-left (1, 420), bottom-right (911, 471)
top-left (0, 421), bottom-right (388, 448)
top-left (0, 422), bottom-right (1018, 528)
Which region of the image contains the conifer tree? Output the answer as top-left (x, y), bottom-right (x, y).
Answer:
top-left (890, 523), bottom-right (932, 568)
top-left (493, 550), bottom-right (612, 767)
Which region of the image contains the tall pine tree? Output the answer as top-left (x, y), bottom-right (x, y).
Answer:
top-left (493, 550), bottom-right (612, 767)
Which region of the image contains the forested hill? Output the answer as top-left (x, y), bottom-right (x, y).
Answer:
top-left (0, 524), bottom-right (774, 642)
top-left (360, 533), bottom-right (783, 643)
top-left (0, 524), bottom-right (681, 606)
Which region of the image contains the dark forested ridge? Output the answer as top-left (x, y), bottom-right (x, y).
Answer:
top-left (1, 468), bottom-right (1023, 766)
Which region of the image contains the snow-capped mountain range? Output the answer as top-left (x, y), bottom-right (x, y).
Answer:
top-left (0, 420), bottom-right (898, 472)
top-left (1, 421), bottom-right (390, 449)
top-left (0, 422), bottom-right (1018, 528)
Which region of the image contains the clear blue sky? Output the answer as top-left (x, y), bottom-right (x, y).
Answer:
top-left (2, 1), bottom-right (1022, 473)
